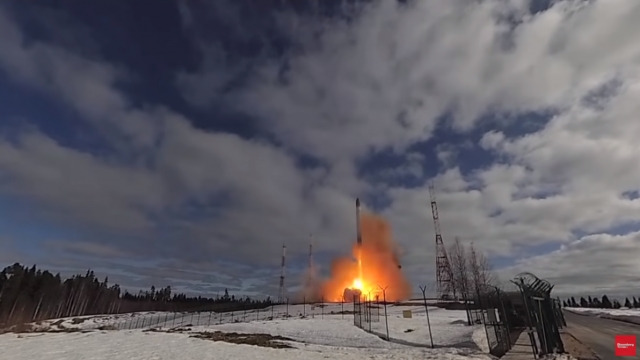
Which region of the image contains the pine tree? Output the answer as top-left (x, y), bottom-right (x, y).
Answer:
top-left (601, 295), bottom-right (612, 309)
top-left (613, 299), bottom-right (622, 309)
top-left (633, 297), bottom-right (639, 308)
top-left (580, 297), bottom-right (588, 307)
top-left (624, 298), bottom-right (632, 308)
top-left (571, 297), bottom-right (578, 307)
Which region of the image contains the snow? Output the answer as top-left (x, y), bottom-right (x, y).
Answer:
top-left (202, 318), bottom-right (404, 349)
top-left (366, 305), bottom-right (482, 347)
top-left (472, 327), bottom-right (490, 353)
top-left (0, 330), bottom-right (494, 360)
top-left (539, 355), bottom-right (578, 360)
top-left (565, 307), bottom-right (640, 325)
top-left (18, 312), bottom-right (152, 332)
top-left (565, 307), bottom-right (640, 317)
top-left (0, 303), bottom-right (498, 359)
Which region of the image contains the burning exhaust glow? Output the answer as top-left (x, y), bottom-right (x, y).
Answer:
top-left (319, 213), bottom-right (411, 302)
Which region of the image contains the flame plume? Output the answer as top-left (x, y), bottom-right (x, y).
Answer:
top-left (321, 213), bottom-right (411, 302)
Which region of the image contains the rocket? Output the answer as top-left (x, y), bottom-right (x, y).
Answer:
top-left (356, 197), bottom-right (362, 245)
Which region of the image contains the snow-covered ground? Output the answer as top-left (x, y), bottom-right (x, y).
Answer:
top-left (565, 307), bottom-right (640, 325)
top-left (565, 307), bottom-right (640, 317)
top-left (0, 303), bottom-right (498, 359)
top-left (0, 329), bottom-right (493, 360)
top-left (366, 305), bottom-right (480, 347)
top-left (8, 312), bottom-right (148, 332)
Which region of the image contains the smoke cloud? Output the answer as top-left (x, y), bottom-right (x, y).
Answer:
top-left (300, 213), bottom-right (412, 302)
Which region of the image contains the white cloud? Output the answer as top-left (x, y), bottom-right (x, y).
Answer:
top-left (498, 231), bottom-right (640, 297)
top-left (0, 131), bottom-right (167, 232)
top-left (202, 0), bottom-right (640, 165)
top-left (0, 5), bottom-right (357, 269)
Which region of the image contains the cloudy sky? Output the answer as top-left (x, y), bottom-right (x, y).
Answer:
top-left (0, 0), bottom-right (639, 299)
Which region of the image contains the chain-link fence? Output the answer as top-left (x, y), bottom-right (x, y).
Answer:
top-left (353, 294), bottom-right (381, 333)
top-left (512, 272), bottom-right (565, 357)
top-left (86, 300), bottom-right (333, 331)
top-left (352, 288), bottom-right (491, 349)
top-left (110, 306), bottom-right (288, 330)
top-left (472, 285), bottom-right (516, 357)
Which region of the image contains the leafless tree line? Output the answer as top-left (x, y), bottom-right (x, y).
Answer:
top-left (447, 237), bottom-right (496, 303)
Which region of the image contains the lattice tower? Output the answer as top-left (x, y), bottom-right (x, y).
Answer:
top-left (429, 184), bottom-right (455, 300)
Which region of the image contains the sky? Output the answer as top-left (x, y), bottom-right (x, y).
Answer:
top-left (0, 0), bottom-right (639, 299)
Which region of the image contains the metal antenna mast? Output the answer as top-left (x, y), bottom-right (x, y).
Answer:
top-left (308, 235), bottom-right (314, 271)
top-left (429, 184), bottom-right (454, 301)
top-left (278, 243), bottom-right (287, 304)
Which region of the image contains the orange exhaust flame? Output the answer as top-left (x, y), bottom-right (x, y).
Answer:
top-left (320, 213), bottom-right (411, 302)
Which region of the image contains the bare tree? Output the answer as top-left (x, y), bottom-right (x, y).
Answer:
top-left (448, 237), bottom-right (471, 300)
top-left (468, 242), bottom-right (497, 295)
top-left (448, 237), bottom-right (472, 324)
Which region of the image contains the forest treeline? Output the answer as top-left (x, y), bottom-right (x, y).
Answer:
top-left (0, 263), bottom-right (273, 329)
top-left (562, 295), bottom-right (640, 309)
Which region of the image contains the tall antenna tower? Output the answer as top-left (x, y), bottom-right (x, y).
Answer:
top-left (308, 235), bottom-right (314, 271)
top-left (429, 184), bottom-right (454, 300)
top-left (278, 243), bottom-right (286, 304)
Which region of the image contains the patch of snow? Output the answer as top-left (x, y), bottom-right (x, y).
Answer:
top-left (197, 318), bottom-right (405, 349)
top-left (565, 307), bottom-right (640, 317)
top-left (565, 307), bottom-right (640, 325)
top-left (472, 326), bottom-right (490, 353)
top-left (539, 354), bottom-right (578, 360)
top-left (367, 305), bottom-right (481, 348)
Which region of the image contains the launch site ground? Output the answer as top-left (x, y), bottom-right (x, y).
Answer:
top-left (1, 303), bottom-right (493, 360)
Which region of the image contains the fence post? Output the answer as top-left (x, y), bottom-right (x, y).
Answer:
top-left (353, 294), bottom-right (357, 326)
top-left (368, 297), bottom-right (372, 333)
top-left (321, 297), bottom-right (324, 319)
top-left (271, 304), bottom-right (274, 319)
top-left (341, 297), bottom-right (344, 320)
top-left (477, 287), bottom-right (492, 353)
top-left (496, 287), bottom-right (511, 349)
top-left (381, 288), bottom-right (389, 341)
top-left (303, 296), bottom-right (306, 317)
top-left (516, 279), bottom-right (539, 356)
top-left (419, 285), bottom-right (434, 348)
top-left (286, 298), bottom-right (289, 318)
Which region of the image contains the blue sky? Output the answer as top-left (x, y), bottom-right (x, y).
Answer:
top-left (1, 0), bottom-right (639, 299)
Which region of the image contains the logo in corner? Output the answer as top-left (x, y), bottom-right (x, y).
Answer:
top-left (615, 335), bottom-right (636, 356)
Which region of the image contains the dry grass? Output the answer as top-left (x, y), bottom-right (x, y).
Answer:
top-left (191, 331), bottom-right (296, 349)
top-left (71, 318), bottom-right (87, 325)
